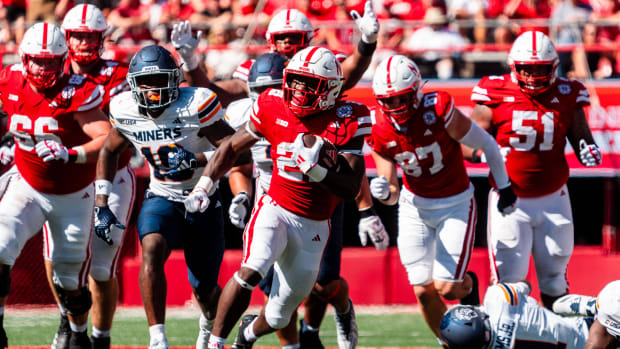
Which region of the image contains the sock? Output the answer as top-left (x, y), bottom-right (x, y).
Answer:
top-left (283, 345), bottom-right (300, 349)
top-left (207, 335), bottom-right (225, 349)
top-left (58, 304), bottom-right (67, 316)
top-left (69, 321), bottom-right (88, 333)
top-left (301, 320), bottom-right (319, 332)
top-left (92, 326), bottom-right (111, 338)
top-left (243, 317), bottom-right (258, 342)
top-left (149, 324), bottom-right (166, 340)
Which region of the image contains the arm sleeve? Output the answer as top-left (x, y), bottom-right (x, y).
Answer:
top-left (459, 121), bottom-right (510, 189)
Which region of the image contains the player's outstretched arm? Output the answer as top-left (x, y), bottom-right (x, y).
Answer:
top-left (370, 149), bottom-right (399, 206)
top-left (462, 104), bottom-right (494, 162)
top-left (228, 162), bottom-right (254, 229)
top-left (586, 320), bottom-right (619, 349)
top-left (73, 108), bottom-right (112, 163)
top-left (341, 0), bottom-right (378, 91)
top-left (567, 107), bottom-right (602, 167)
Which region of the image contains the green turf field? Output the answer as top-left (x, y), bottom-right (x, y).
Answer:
top-left (4, 306), bottom-right (441, 347)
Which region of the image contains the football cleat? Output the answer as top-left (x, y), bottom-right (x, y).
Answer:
top-left (552, 294), bottom-right (597, 317)
top-left (90, 336), bottom-right (110, 349)
top-left (0, 324), bottom-right (7, 348)
top-left (148, 335), bottom-right (169, 349)
top-left (196, 314), bottom-right (214, 349)
top-left (334, 298), bottom-right (358, 349)
top-left (52, 313), bottom-right (71, 349)
top-left (232, 314), bottom-right (257, 349)
top-left (68, 330), bottom-right (91, 349)
top-left (299, 319), bottom-right (325, 349)
top-left (460, 271), bottom-right (481, 306)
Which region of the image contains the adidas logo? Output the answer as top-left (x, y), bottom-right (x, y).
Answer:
top-left (173, 118), bottom-right (182, 124)
top-left (551, 97), bottom-right (559, 103)
top-left (119, 178), bottom-right (125, 184)
top-left (424, 129), bottom-right (432, 136)
top-left (561, 190), bottom-right (566, 196)
top-left (312, 234), bottom-right (321, 242)
top-left (82, 192), bottom-right (90, 199)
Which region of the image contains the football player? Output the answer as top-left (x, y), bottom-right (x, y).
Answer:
top-left (368, 55), bottom-right (517, 342)
top-left (184, 47), bottom-right (370, 349)
top-left (468, 30), bottom-right (602, 309)
top-left (93, 45), bottom-right (242, 349)
top-left (0, 23), bottom-right (110, 349)
top-left (439, 281), bottom-right (591, 349)
top-left (171, 1), bottom-right (379, 106)
top-left (225, 52), bottom-right (387, 349)
top-left (44, 5), bottom-right (136, 349)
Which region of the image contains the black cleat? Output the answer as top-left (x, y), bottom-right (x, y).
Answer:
top-left (299, 319), bottom-right (325, 349)
top-left (90, 336), bottom-right (110, 349)
top-left (52, 313), bottom-right (71, 349)
top-left (231, 314), bottom-right (257, 349)
top-left (69, 330), bottom-right (91, 349)
top-left (460, 271), bottom-right (480, 306)
top-left (0, 325), bottom-right (7, 348)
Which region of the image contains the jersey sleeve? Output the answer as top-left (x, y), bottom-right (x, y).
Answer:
top-left (108, 63), bottom-right (130, 99)
top-left (339, 103), bottom-right (372, 155)
top-left (250, 89), bottom-right (280, 136)
top-left (196, 88), bottom-right (223, 127)
top-left (572, 80), bottom-right (591, 108)
top-left (471, 75), bottom-right (507, 106)
top-left (232, 59), bottom-right (255, 81)
top-left (77, 82), bottom-right (104, 112)
top-left (429, 90), bottom-right (456, 126)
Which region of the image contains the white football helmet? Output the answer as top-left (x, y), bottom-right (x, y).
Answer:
top-left (266, 9), bottom-right (314, 58)
top-left (508, 30), bottom-right (559, 95)
top-left (284, 46), bottom-right (343, 117)
top-left (62, 4), bottom-right (107, 64)
top-left (372, 55), bottom-right (423, 125)
top-left (19, 22), bottom-right (68, 90)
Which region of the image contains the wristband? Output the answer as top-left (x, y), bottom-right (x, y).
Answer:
top-left (196, 176), bottom-right (216, 196)
top-left (359, 206), bottom-right (377, 218)
top-left (357, 40), bottom-right (377, 57)
top-left (95, 179), bottom-right (113, 196)
top-left (73, 146), bottom-right (87, 163)
top-left (181, 54), bottom-right (199, 72)
top-left (307, 164), bottom-right (328, 182)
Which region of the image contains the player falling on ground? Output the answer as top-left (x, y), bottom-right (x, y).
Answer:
top-left (93, 45), bottom-right (243, 349)
top-left (368, 55), bottom-right (517, 344)
top-left (183, 46), bottom-right (370, 349)
top-left (0, 22), bottom-right (111, 349)
top-left (468, 30), bottom-right (602, 309)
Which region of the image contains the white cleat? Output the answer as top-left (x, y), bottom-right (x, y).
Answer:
top-left (149, 335), bottom-right (169, 349)
top-left (196, 314), bottom-right (215, 349)
top-left (552, 294), bottom-right (597, 317)
top-left (334, 298), bottom-right (358, 349)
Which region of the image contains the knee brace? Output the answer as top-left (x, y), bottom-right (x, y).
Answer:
top-left (56, 286), bottom-right (92, 316)
top-left (0, 265), bottom-right (10, 297)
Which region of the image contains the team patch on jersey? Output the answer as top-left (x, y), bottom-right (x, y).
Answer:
top-left (62, 85), bottom-right (76, 100)
top-left (68, 74), bottom-right (86, 85)
top-left (423, 111), bottom-right (436, 125)
top-left (558, 84), bottom-right (571, 95)
top-left (336, 105), bottom-right (353, 118)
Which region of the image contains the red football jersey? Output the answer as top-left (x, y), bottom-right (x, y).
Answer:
top-left (66, 59), bottom-right (131, 168)
top-left (368, 91), bottom-right (470, 199)
top-left (0, 65), bottom-right (103, 194)
top-left (250, 88), bottom-right (371, 220)
top-left (471, 74), bottom-right (590, 197)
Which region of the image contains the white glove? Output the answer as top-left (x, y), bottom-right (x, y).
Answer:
top-left (579, 140), bottom-right (602, 167)
top-left (184, 187), bottom-right (210, 213)
top-left (350, 0), bottom-right (379, 44)
top-left (294, 134), bottom-right (324, 174)
top-left (480, 146), bottom-right (510, 163)
top-left (229, 191), bottom-right (250, 229)
top-left (35, 140), bottom-right (69, 162)
top-left (0, 143), bottom-right (15, 165)
top-left (358, 214), bottom-right (389, 251)
top-left (171, 20), bottom-right (202, 71)
top-left (370, 176), bottom-right (391, 200)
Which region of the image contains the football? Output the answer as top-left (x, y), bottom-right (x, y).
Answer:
top-left (302, 134), bottom-right (338, 169)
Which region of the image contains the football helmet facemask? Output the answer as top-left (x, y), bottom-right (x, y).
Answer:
top-left (266, 9), bottom-right (314, 58)
top-left (439, 305), bottom-right (492, 349)
top-left (19, 22), bottom-right (68, 90)
top-left (127, 45), bottom-right (181, 113)
top-left (508, 31), bottom-right (559, 95)
top-left (283, 46), bottom-right (343, 117)
top-left (372, 55), bottom-right (423, 127)
top-left (62, 4), bottom-right (107, 65)
top-left (247, 52), bottom-right (287, 101)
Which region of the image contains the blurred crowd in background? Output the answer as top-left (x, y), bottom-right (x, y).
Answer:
top-left (1, 0), bottom-right (620, 80)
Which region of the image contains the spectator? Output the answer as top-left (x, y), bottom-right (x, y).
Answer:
top-left (0, 0), bottom-right (25, 44)
top-left (550, 0), bottom-right (592, 76)
top-left (446, 0), bottom-right (488, 45)
top-left (402, 7), bottom-right (467, 79)
top-left (190, 0), bottom-right (233, 29)
top-left (25, 0), bottom-right (56, 23)
top-left (487, 0), bottom-right (552, 44)
top-left (569, 22), bottom-right (615, 79)
top-left (204, 22), bottom-right (248, 80)
top-left (108, 0), bottom-right (155, 45)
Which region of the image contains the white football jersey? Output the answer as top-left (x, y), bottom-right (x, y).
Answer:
top-left (595, 280), bottom-right (620, 338)
top-left (483, 282), bottom-right (590, 349)
top-left (225, 97), bottom-right (273, 192)
top-left (110, 87), bottom-right (223, 201)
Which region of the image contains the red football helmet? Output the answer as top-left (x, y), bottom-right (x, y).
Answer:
top-left (19, 22), bottom-right (68, 90)
top-left (372, 55), bottom-right (423, 126)
top-left (508, 31), bottom-right (559, 95)
top-left (61, 4), bottom-right (107, 65)
top-left (266, 9), bottom-right (314, 58)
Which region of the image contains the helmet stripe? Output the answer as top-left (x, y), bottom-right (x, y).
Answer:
top-left (81, 4), bottom-right (88, 25)
top-left (302, 46), bottom-right (321, 68)
top-left (42, 22), bottom-right (48, 50)
top-left (386, 56), bottom-right (393, 86)
top-left (286, 9), bottom-right (291, 25)
top-left (532, 31), bottom-right (537, 57)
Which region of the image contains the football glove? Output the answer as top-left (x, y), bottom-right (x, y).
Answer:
top-left (229, 191), bottom-right (251, 229)
top-left (163, 146), bottom-right (197, 175)
top-left (94, 206), bottom-right (125, 246)
top-left (171, 20), bottom-right (202, 71)
top-left (293, 134), bottom-right (328, 181)
top-left (0, 143), bottom-right (14, 165)
top-left (350, 0), bottom-right (379, 44)
top-left (184, 187), bottom-right (210, 213)
top-left (35, 140), bottom-right (70, 162)
top-left (579, 140), bottom-right (602, 167)
top-left (358, 214), bottom-right (389, 251)
top-left (497, 186), bottom-right (517, 216)
top-left (369, 176), bottom-right (391, 200)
